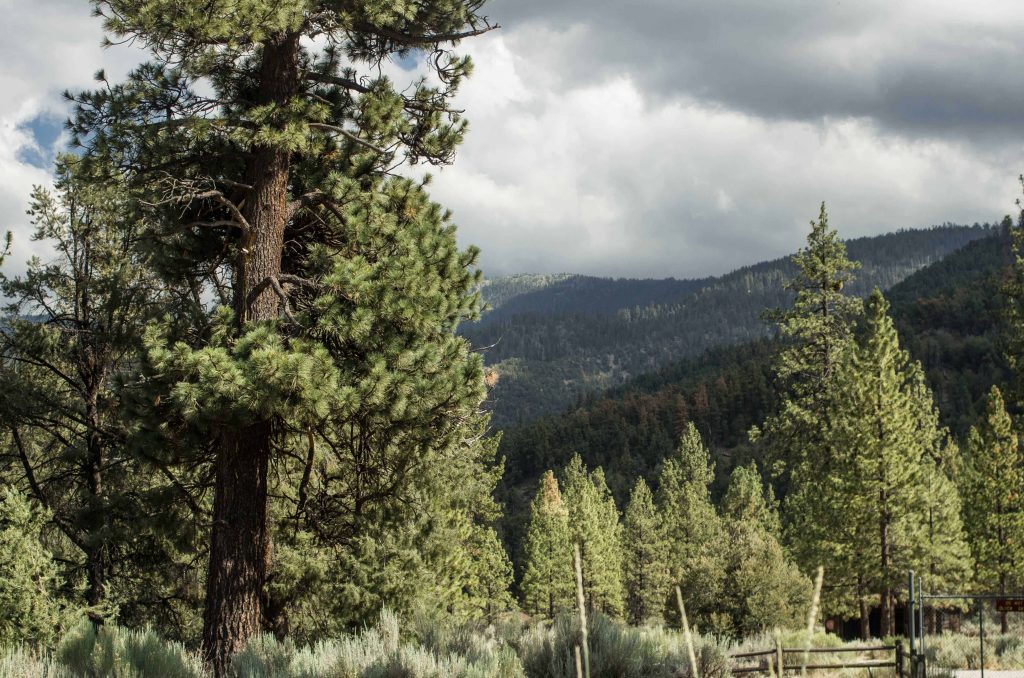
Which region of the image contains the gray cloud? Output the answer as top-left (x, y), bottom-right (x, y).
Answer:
top-left (482, 0), bottom-right (1024, 141)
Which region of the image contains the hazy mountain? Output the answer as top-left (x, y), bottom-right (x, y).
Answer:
top-left (466, 224), bottom-right (995, 428)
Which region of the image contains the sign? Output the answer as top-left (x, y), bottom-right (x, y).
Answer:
top-left (996, 598), bottom-right (1024, 612)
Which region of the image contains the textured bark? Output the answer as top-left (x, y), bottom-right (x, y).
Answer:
top-left (201, 32), bottom-right (299, 676)
top-left (858, 576), bottom-right (870, 640)
top-left (202, 421), bottom-right (274, 674)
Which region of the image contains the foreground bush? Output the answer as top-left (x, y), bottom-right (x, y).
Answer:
top-left (0, 610), bottom-right (737, 677)
top-left (514, 612), bottom-right (731, 678)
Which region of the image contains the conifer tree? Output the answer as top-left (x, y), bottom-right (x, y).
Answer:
top-left (623, 477), bottom-right (670, 625)
top-left (657, 423), bottom-right (724, 624)
top-left (562, 456), bottom-right (625, 617)
top-left (754, 203), bottom-right (862, 484)
top-left (69, 0), bottom-right (495, 668)
top-left (520, 471), bottom-right (574, 618)
top-left (962, 386), bottom-right (1024, 631)
top-left (837, 290), bottom-right (926, 636)
top-left (0, 489), bottom-right (70, 648)
top-left (716, 463), bottom-right (808, 637)
top-left (0, 159), bottom-right (202, 631)
top-left (754, 205), bottom-right (862, 632)
top-left (720, 462), bottom-right (781, 537)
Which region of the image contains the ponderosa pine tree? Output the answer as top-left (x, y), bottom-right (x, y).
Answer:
top-left (720, 463), bottom-right (808, 637)
top-left (962, 386), bottom-right (1024, 632)
top-left (70, 0), bottom-right (495, 669)
top-left (657, 422), bottom-right (724, 625)
top-left (753, 205), bottom-right (862, 631)
top-left (562, 455), bottom-right (625, 617)
top-left (753, 203), bottom-right (862, 485)
top-left (623, 477), bottom-right (669, 626)
top-left (918, 437), bottom-right (971, 632)
top-left (832, 289), bottom-right (937, 637)
top-left (520, 471), bottom-right (574, 618)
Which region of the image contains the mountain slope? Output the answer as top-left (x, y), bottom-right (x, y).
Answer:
top-left (493, 230), bottom-right (1012, 568)
top-left (467, 224), bottom-right (994, 427)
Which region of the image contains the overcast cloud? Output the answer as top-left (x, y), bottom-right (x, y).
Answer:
top-left (2, 0), bottom-right (1023, 278)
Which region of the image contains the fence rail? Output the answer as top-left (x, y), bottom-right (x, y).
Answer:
top-left (730, 642), bottom-right (903, 675)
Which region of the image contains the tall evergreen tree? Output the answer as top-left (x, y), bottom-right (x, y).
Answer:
top-left (622, 477), bottom-right (670, 625)
top-left (70, 0), bottom-right (495, 668)
top-left (657, 423), bottom-right (724, 624)
top-left (720, 462), bottom-right (780, 537)
top-left (832, 289), bottom-right (935, 637)
top-left (562, 456), bottom-right (625, 617)
top-left (962, 386), bottom-right (1024, 631)
top-left (753, 204), bottom-right (863, 633)
top-left (753, 203), bottom-right (862, 483)
top-left (520, 471), bottom-right (574, 618)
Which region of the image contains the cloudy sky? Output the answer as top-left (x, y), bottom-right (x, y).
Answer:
top-left (3, 0), bottom-right (1024, 278)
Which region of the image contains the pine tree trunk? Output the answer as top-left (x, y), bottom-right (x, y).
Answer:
top-left (1000, 573), bottom-right (1008, 633)
top-left (201, 32), bottom-right (299, 676)
top-left (859, 576), bottom-right (870, 640)
top-left (202, 421), bottom-right (273, 674)
top-left (85, 387), bottom-right (106, 621)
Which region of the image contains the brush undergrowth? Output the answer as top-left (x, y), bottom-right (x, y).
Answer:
top-left (0, 610), bottom-right (737, 678)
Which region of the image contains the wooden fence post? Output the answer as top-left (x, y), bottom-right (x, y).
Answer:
top-left (574, 544), bottom-right (590, 678)
top-left (775, 637), bottom-right (784, 676)
top-left (675, 585), bottom-right (700, 678)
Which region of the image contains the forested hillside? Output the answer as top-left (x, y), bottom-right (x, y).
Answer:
top-left (496, 229), bottom-right (1012, 566)
top-left (467, 224), bottom-right (994, 427)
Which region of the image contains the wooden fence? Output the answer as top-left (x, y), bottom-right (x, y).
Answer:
top-left (730, 642), bottom-right (905, 675)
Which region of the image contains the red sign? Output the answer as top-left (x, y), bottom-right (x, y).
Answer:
top-left (996, 598), bottom-right (1024, 612)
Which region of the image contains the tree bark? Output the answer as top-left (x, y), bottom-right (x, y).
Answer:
top-left (85, 379), bottom-right (107, 622)
top-left (201, 31), bottom-right (299, 676)
top-left (859, 576), bottom-right (870, 640)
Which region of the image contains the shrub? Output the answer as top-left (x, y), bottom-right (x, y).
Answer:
top-left (514, 612), bottom-right (731, 678)
top-left (0, 489), bottom-right (68, 648)
top-left (55, 621), bottom-right (206, 677)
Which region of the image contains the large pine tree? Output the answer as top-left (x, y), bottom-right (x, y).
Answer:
top-left (754, 203), bottom-right (862, 484)
top-left (657, 422), bottom-right (724, 624)
top-left (962, 386), bottom-right (1024, 631)
top-left (69, 0), bottom-right (495, 669)
top-left (520, 470), bottom-right (574, 618)
top-left (755, 205), bottom-right (863, 632)
top-left (562, 455), bottom-right (625, 617)
top-left (833, 289), bottom-right (936, 637)
top-left (622, 477), bottom-right (669, 625)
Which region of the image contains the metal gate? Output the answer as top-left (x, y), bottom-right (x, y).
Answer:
top-left (908, 570), bottom-right (1024, 678)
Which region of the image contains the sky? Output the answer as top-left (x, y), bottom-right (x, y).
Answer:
top-left (3, 0), bottom-right (1024, 279)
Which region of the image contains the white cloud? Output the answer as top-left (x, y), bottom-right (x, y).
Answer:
top-left (1, 1), bottom-right (1022, 281)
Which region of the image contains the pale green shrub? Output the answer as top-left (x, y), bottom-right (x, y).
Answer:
top-left (0, 646), bottom-right (72, 677)
top-left (55, 621), bottom-right (206, 677)
top-left (513, 612), bottom-right (731, 678)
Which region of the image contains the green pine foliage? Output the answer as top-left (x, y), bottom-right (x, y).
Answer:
top-left (622, 478), bottom-right (670, 626)
top-left (830, 289), bottom-right (948, 636)
top-left (717, 463), bottom-right (808, 637)
top-left (0, 489), bottom-right (71, 648)
top-left (961, 386), bottom-right (1024, 598)
top-left (561, 455), bottom-right (626, 618)
top-left (656, 423), bottom-right (725, 625)
top-left (753, 203), bottom-right (863, 482)
top-left (520, 471), bottom-right (575, 618)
